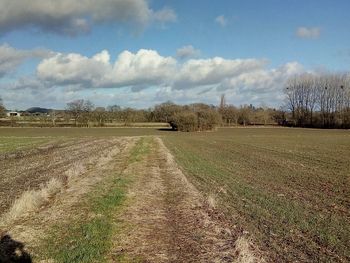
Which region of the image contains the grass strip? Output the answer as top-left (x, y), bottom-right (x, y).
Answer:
top-left (38, 137), bottom-right (151, 262)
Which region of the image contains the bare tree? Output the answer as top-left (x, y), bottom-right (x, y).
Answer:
top-left (93, 107), bottom-right (107, 127)
top-left (66, 99), bottom-right (94, 126)
top-left (285, 73), bottom-right (350, 128)
top-left (238, 105), bottom-right (253, 126)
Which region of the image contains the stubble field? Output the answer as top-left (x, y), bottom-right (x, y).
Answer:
top-left (0, 127), bottom-right (349, 262)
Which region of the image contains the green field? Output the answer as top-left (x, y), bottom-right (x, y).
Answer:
top-left (163, 128), bottom-right (350, 262)
top-left (1, 127), bottom-right (349, 261)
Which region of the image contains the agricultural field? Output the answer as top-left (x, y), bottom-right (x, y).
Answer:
top-left (163, 128), bottom-right (350, 262)
top-left (0, 127), bottom-right (349, 262)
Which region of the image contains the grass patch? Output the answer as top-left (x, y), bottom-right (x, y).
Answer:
top-left (37, 137), bottom-right (152, 262)
top-left (41, 176), bottom-right (128, 263)
top-left (129, 137), bottom-right (152, 163)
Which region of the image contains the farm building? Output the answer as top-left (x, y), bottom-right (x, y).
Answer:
top-left (6, 111), bottom-right (21, 117)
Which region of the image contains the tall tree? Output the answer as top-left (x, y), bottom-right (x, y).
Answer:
top-left (285, 73), bottom-right (350, 128)
top-left (0, 97), bottom-right (6, 117)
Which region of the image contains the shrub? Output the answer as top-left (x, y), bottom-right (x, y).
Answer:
top-left (197, 109), bottom-right (222, 131)
top-left (172, 111), bottom-right (198, 132)
top-left (169, 107), bottom-right (221, 132)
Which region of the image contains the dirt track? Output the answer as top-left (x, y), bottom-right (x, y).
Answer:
top-left (112, 137), bottom-right (262, 262)
top-left (1, 136), bottom-right (263, 262)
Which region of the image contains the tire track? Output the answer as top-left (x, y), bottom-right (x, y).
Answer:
top-left (112, 137), bottom-right (264, 262)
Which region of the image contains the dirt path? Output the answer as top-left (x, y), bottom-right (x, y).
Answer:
top-left (112, 137), bottom-right (263, 262)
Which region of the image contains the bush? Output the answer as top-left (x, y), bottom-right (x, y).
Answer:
top-left (169, 107), bottom-right (221, 132)
top-left (172, 111), bottom-right (198, 132)
top-left (197, 109), bottom-right (221, 131)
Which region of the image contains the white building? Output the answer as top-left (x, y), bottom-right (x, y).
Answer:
top-left (6, 111), bottom-right (21, 117)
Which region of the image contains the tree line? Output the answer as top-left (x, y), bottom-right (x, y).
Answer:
top-left (0, 72), bottom-right (349, 130)
top-left (285, 73), bottom-right (350, 128)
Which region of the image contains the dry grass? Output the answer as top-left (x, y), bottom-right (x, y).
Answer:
top-left (234, 236), bottom-right (264, 263)
top-left (1, 137), bottom-right (137, 261)
top-left (0, 138), bottom-right (131, 230)
top-left (64, 162), bottom-right (86, 181)
top-left (1, 177), bottom-right (63, 226)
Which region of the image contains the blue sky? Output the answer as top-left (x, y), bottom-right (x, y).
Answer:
top-left (0, 0), bottom-right (349, 109)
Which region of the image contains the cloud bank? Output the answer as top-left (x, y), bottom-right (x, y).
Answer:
top-left (0, 0), bottom-right (176, 35)
top-left (0, 45), bottom-right (305, 108)
top-left (0, 44), bottom-right (52, 77)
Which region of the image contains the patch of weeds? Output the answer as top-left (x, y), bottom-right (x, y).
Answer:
top-left (36, 137), bottom-right (154, 262)
top-left (40, 177), bottom-right (129, 263)
top-left (129, 137), bottom-right (152, 163)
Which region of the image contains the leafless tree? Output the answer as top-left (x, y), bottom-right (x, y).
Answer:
top-left (285, 73), bottom-right (350, 128)
top-left (66, 99), bottom-right (94, 126)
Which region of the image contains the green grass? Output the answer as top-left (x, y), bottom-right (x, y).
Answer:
top-left (37, 137), bottom-right (151, 263)
top-left (129, 137), bottom-right (152, 163)
top-left (162, 128), bottom-right (350, 262)
top-left (41, 176), bottom-right (128, 263)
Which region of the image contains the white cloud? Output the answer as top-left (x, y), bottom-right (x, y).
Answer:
top-left (37, 51), bottom-right (111, 87)
top-left (37, 49), bottom-right (177, 88)
top-left (0, 0), bottom-right (176, 35)
top-left (2, 47), bottom-right (307, 109)
top-left (215, 15), bottom-right (227, 27)
top-left (37, 49), bottom-right (270, 91)
top-left (296, 27), bottom-right (321, 39)
top-left (110, 49), bottom-right (177, 87)
top-left (0, 44), bottom-right (52, 77)
top-left (218, 62), bottom-right (304, 93)
top-left (176, 45), bottom-right (201, 59)
top-left (174, 57), bottom-right (267, 89)
top-left (152, 7), bottom-right (177, 23)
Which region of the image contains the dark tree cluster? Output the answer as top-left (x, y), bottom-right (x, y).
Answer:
top-left (152, 102), bottom-right (221, 131)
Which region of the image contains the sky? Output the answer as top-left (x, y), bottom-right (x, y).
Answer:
top-left (0, 0), bottom-right (349, 110)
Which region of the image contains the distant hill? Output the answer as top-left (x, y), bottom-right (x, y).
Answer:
top-left (26, 107), bottom-right (52, 114)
